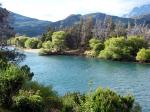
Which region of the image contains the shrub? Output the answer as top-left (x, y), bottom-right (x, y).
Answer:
top-left (85, 38), bottom-right (104, 57)
top-left (13, 90), bottom-right (44, 112)
top-left (61, 93), bottom-right (84, 112)
top-left (99, 37), bottom-right (131, 60)
top-left (89, 38), bottom-right (104, 51)
top-left (80, 87), bottom-right (135, 112)
top-left (52, 31), bottom-right (66, 52)
top-left (25, 38), bottom-right (39, 49)
top-left (0, 65), bottom-right (26, 107)
top-left (136, 48), bottom-right (150, 62)
top-left (127, 36), bottom-right (147, 56)
top-left (42, 41), bottom-right (53, 50)
top-left (22, 81), bottom-right (61, 111)
top-left (14, 36), bottom-right (29, 48)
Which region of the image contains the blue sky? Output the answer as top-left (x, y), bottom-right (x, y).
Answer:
top-left (0, 0), bottom-right (150, 21)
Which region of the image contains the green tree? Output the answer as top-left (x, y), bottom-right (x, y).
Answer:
top-left (81, 87), bottom-right (136, 112)
top-left (25, 38), bottom-right (39, 49)
top-left (0, 65), bottom-right (26, 107)
top-left (136, 48), bottom-right (150, 62)
top-left (13, 90), bottom-right (44, 112)
top-left (40, 28), bottom-right (54, 42)
top-left (127, 36), bottom-right (147, 56)
top-left (23, 81), bottom-right (61, 111)
top-left (99, 37), bottom-right (130, 60)
top-left (15, 36), bottom-right (29, 48)
top-left (85, 38), bottom-right (104, 57)
top-left (42, 41), bottom-right (53, 50)
top-left (52, 31), bottom-right (66, 52)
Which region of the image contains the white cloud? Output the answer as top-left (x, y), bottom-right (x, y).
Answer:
top-left (0, 0), bottom-right (150, 21)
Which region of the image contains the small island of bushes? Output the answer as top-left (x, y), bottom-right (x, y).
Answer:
top-left (8, 33), bottom-right (150, 63)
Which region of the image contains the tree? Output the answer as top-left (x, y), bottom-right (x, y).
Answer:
top-left (0, 65), bottom-right (26, 107)
top-left (85, 38), bottom-right (104, 57)
top-left (15, 36), bottom-right (29, 48)
top-left (25, 38), bottom-right (39, 49)
top-left (99, 37), bottom-right (131, 60)
top-left (52, 31), bottom-right (66, 52)
top-left (42, 41), bottom-right (53, 50)
top-left (13, 90), bottom-right (44, 112)
top-left (81, 87), bottom-right (137, 112)
top-left (136, 48), bottom-right (150, 62)
top-left (127, 36), bottom-right (147, 56)
top-left (40, 27), bottom-right (54, 42)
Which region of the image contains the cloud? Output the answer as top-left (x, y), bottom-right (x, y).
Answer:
top-left (0, 0), bottom-right (150, 21)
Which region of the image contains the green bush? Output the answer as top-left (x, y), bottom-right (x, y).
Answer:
top-left (52, 31), bottom-right (67, 52)
top-left (13, 90), bottom-right (44, 112)
top-left (42, 41), bottom-right (53, 50)
top-left (61, 93), bottom-right (84, 112)
top-left (14, 36), bottom-right (29, 48)
top-left (23, 81), bottom-right (61, 111)
top-left (89, 38), bottom-right (104, 51)
top-left (136, 48), bottom-right (150, 62)
top-left (80, 87), bottom-right (135, 112)
top-left (127, 36), bottom-right (147, 56)
top-left (25, 38), bottom-right (39, 49)
top-left (85, 38), bottom-right (104, 57)
top-left (0, 65), bottom-right (26, 107)
top-left (99, 37), bottom-right (131, 60)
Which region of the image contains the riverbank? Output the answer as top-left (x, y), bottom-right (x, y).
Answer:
top-left (20, 48), bottom-right (150, 64)
top-left (23, 49), bottom-right (40, 53)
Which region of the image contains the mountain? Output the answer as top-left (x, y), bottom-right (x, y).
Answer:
top-left (9, 12), bottom-right (147, 37)
top-left (49, 13), bottom-right (136, 29)
top-left (9, 12), bottom-right (51, 36)
top-left (124, 4), bottom-right (150, 18)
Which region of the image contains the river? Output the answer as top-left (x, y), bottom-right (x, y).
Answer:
top-left (21, 52), bottom-right (150, 112)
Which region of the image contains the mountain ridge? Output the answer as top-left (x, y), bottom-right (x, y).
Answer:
top-left (9, 10), bottom-right (149, 36)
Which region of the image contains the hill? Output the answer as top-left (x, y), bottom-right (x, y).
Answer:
top-left (9, 12), bottom-right (51, 36)
top-left (9, 12), bottom-right (148, 37)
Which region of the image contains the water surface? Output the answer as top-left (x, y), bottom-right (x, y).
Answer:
top-left (21, 52), bottom-right (150, 112)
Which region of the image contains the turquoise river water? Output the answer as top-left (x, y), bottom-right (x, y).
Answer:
top-left (21, 52), bottom-right (150, 112)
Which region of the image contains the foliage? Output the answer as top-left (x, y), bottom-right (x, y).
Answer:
top-left (52, 31), bottom-right (67, 52)
top-left (80, 87), bottom-right (135, 112)
top-left (20, 65), bottom-right (34, 80)
top-left (42, 41), bottom-right (53, 50)
top-left (40, 28), bottom-right (54, 42)
top-left (99, 37), bottom-right (131, 60)
top-left (61, 93), bottom-right (84, 112)
top-left (23, 81), bottom-right (61, 111)
top-left (13, 90), bottom-right (44, 112)
top-left (99, 36), bottom-right (148, 60)
top-left (89, 38), bottom-right (104, 52)
top-left (0, 48), bottom-right (25, 64)
top-left (0, 65), bottom-right (26, 107)
top-left (136, 48), bottom-right (150, 62)
top-left (85, 38), bottom-right (104, 57)
top-left (14, 36), bottom-right (29, 48)
top-left (127, 36), bottom-right (147, 55)
top-left (25, 38), bottom-right (40, 49)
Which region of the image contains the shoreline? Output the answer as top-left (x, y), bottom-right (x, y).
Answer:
top-left (20, 48), bottom-right (150, 64)
top-left (23, 49), bottom-right (40, 53)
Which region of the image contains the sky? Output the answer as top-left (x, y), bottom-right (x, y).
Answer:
top-left (0, 0), bottom-right (150, 22)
